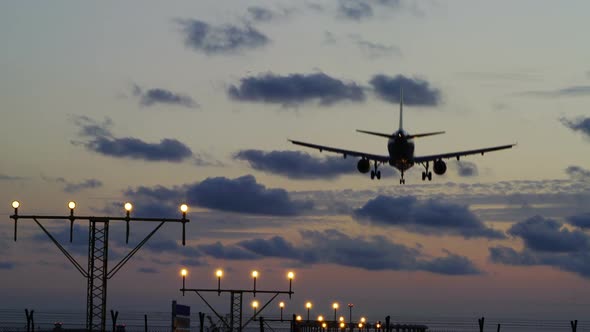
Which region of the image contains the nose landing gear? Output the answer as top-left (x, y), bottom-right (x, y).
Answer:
top-left (399, 170), bottom-right (405, 184)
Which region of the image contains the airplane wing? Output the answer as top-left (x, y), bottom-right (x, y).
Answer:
top-left (289, 139), bottom-right (390, 163)
top-left (413, 144), bottom-right (516, 163)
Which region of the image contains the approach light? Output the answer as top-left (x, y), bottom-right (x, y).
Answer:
top-left (12, 201), bottom-right (20, 209)
top-left (340, 323), bottom-right (345, 328)
top-left (306, 302), bottom-right (312, 309)
top-left (339, 317), bottom-right (344, 322)
top-left (279, 302), bottom-right (285, 308)
top-left (296, 315), bottom-right (302, 321)
top-left (252, 300), bottom-right (259, 308)
top-left (360, 317), bottom-right (366, 323)
top-left (180, 204), bottom-right (188, 213)
top-left (287, 271), bottom-right (295, 279)
top-left (124, 202), bottom-right (133, 211)
top-left (318, 315), bottom-right (324, 322)
top-left (358, 323), bottom-right (363, 328)
top-left (216, 269), bottom-right (223, 278)
top-left (68, 201), bottom-right (76, 210)
top-left (181, 269), bottom-right (188, 277)
top-left (333, 303), bottom-right (339, 309)
top-left (322, 323), bottom-right (327, 328)
top-left (252, 270), bottom-right (258, 278)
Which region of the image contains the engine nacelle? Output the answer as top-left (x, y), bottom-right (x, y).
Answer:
top-left (433, 159), bottom-right (447, 175)
top-left (357, 159), bottom-right (370, 173)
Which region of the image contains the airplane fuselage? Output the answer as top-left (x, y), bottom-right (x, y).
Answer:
top-left (387, 130), bottom-right (415, 172)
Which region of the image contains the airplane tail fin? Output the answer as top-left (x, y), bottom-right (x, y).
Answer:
top-left (399, 87), bottom-right (403, 130)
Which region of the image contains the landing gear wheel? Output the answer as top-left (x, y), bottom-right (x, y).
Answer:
top-left (428, 172), bottom-right (432, 181)
top-left (400, 178), bottom-right (405, 185)
top-left (376, 170), bottom-right (381, 180)
top-left (422, 172), bottom-right (426, 181)
top-left (370, 170), bottom-right (375, 180)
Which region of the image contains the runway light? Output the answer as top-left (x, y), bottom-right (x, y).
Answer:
top-left (68, 201), bottom-right (76, 210)
top-left (124, 202), bottom-right (133, 211)
top-left (12, 201), bottom-right (20, 209)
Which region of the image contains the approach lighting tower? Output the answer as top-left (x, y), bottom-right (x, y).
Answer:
top-left (10, 201), bottom-right (190, 332)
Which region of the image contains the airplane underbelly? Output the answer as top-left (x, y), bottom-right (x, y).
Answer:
top-left (388, 140), bottom-right (414, 171)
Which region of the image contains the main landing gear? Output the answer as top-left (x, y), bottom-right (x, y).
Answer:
top-left (420, 161), bottom-right (432, 181)
top-left (370, 160), bottom-right (381, 180)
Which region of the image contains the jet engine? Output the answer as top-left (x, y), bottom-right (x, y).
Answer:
top-left (357, 159), bottom-right (370, 173)
top-left (433, 159), bottom-right (447, 175)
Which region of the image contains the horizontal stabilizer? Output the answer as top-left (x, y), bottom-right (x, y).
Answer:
top-left (356, 129), bottom-right (394, 139)
top-left (407, 131), bottom-right (446, 139)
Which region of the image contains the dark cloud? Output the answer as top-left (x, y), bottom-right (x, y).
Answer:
top-left (178, 19), bottom-right (269, 54)
top-left (490, 215), bottom-right (590, 278)
top-left (0, 174), bottom-right (25, 181)
top-left (202, 230), bottom-right (480, 275)
top-left (353, 195), bottom-right (505, 239)
top-left (338, 0), bottom-right (373, 20)
top-left (561, 117), bottom-right (590, 139)
top-left (63, 179), bottom-right (102, 193)
top-left (125, 175), bottom-right (312, 216)
top-left (234, 149), bottom-right (357, 179)
top-left (138, 267), bottom-right (158, 274)
top-left (369, 74), bottom-right (441, 106)
top-left (72, 116), bottom-right (193, 162)
top-left (186, 175), bottom-right (313, 215)
top-left (228, 72), bottom-right (366, 106)
top-left (508, 216), bottom-right (589, 252)
top-left (180, 258), bottom-right (207, 267)
top-left (133, 85), bottom-right (197, 109)
top-left (519, 86), bottom-right (590, 98)
top-left (567, 213), bottom-right (590, 230)
top-left (355, 39), bottom-right (401, 58)
top-left (565, 165), bottom-right (590, 181)
top-left (0, 262), bottom-right (16, 270)
top-left (454, 161), bottom-right (478, 177)
top-left (198, 241), bottom-right (261, 260)
top-left (247, 6), bottom-right (275, 22)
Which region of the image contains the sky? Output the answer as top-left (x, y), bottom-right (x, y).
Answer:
top-left (1, 0), bottom-right (590, 323)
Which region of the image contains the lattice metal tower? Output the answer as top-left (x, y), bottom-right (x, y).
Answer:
top-left (10, 201), bottom-right (189, 332)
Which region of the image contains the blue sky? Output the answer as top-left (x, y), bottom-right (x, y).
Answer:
top-left (1, 0), bottom-right (590, 321)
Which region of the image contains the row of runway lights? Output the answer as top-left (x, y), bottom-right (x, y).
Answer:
top-left (180, 269), bottom-right (374, 328)
top-left (11, 201), bottom-right (189, 217)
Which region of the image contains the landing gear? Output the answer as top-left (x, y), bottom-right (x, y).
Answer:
top-left (370, 161), bottom-right (381, 180)
top-left (399, 170), bottom-right (405, 184)
top-left (420, 161), bottom-right (433, 181)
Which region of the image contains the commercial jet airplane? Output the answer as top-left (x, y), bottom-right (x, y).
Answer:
top-left (289, 89), bottom-right (515, 184)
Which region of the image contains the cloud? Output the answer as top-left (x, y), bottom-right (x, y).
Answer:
top-left (228, 72), bottom-right (366, 106)
top-left (353, 195), bottom-right (505, 239)
top-left (246, 6), bottom-right (279, 22)
top-left (133, 85), bottom-right (197, 109)
top-left (349, 35), bottom-right (401, 58)
top-left (565, 166), bottom-right (590, 182)
top-left (202, 230), bottom-right (480, 275)
top-left (234, 149), bottom-right (358, 179)
top-left (567, 213), bottom-right (590, 230)
top-left (138, 267), bottom-right (158, 274)
top-left (507, 216), bottom-right (589, 252)
top-left (72, 116), bottom-right (193, 162)
top-left (490, 215), bottom-right (590, 278)
top-left (0, 262), bottom-right (16, 270)
top-left (0, 174), bottom-right (25, 181)
top-left (519, 86), bottom-right (590, 98)
top-left (561, 117), bottom-right (590, 139)
top-left (178, 19), bottom-right (269, 54)
top-left (338, 0), bottom-right (373, 20)
top-left (185, 175), bottom-right (313, 215)
top-left (453, 161), bottom-right (478, 177)
top-left (369, 74), bottom-right (441, 106)
top-left (198, 241), bottom-right (261, 260)
top-left (42, 175), bottom-right (103, 193)
top-left (125, 175), bottom-right (313, 216)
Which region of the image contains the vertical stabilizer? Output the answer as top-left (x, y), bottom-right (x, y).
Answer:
top-left (399, 87), bottom-right (404, 130)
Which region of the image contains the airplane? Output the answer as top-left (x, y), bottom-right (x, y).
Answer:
top-left (289, 89), bottom-right (515, 184)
